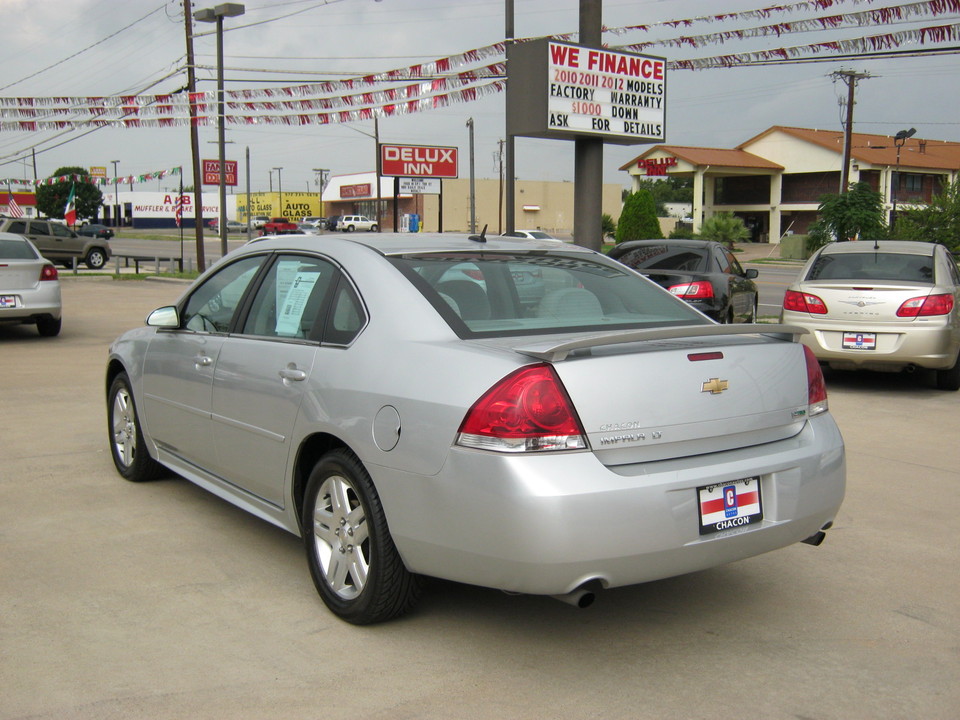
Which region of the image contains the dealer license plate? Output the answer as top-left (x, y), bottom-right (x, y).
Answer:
top-left (698, 477), bottom-right (762, 535)
top-left (842, 331), bottom-right (876, 350)
top-left (0, 295), bottom-right (18, 308)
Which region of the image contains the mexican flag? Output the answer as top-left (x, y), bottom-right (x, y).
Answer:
top-left (64, 183), bottom-right (77, 226)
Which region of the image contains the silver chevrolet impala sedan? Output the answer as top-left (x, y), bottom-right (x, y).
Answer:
top-left (106, 232), bottom-right (845, 624)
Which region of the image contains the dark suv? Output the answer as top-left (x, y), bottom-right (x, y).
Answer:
top-left (0, 218), bottom-right (111, 269)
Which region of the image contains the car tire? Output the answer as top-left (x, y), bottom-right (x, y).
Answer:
top-left (935, 352), bottom-right (960, 391)
top-left (107, 372), bottom-right (166, 482)
top-left (369, 224), bottom-right (378, 232)
top-left (346, 225), bottom-right (355, 232)
top-left (302, 449), bottom-right (422, 624)
top-left (36, 316), bottom-right (61, 337)
top-left (85, 248), bottom-right (107, 270)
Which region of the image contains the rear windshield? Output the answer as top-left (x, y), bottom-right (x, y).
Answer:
top-left (390, 251), bottom-right (708, 337)
top-left (807, 251), bottom-right (934, 283)
top-left (613, 244), bottom-right (708, 272)
top-left (0, 238), bottom-right (38, 259)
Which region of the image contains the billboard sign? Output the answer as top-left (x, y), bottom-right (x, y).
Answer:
top-left (202, 159), bottom-right (238, 186)
top-left (381, 144), bottom-right (458, 178)
top-left (507, 39), bottom-right (666, 145)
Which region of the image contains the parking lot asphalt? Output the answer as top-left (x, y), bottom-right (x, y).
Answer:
top-left (2, 277), bottom-right (959, 720)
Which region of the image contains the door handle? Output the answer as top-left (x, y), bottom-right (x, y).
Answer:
top-left (279, 367), bottom-right (307, 382)
top-left (194, 355), bottom-right (213, 369)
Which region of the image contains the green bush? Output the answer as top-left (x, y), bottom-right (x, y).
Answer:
top-left (616, 190), bottom-right (663, 242)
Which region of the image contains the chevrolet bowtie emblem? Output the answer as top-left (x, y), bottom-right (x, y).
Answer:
top-left (701, 378), bottom-right (729, 394)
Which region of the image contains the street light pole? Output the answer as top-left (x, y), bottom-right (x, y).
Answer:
top-left (892, 127), bottom-right (916, 223)
top-left (194, 3), bottom-right (245, 259)
top-left (466, 118), bottom-right (476, 233)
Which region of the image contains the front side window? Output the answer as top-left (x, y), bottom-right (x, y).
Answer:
top-left (51, 224), bottom-right (73, 238)
top-left (182, 256), bottom-right (265, 333)
top-left (391, 251), bottom-right (707, 337)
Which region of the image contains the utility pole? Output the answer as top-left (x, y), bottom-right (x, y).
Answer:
top-left (504, 0), bottom-right (515, 234)
top-left (496, 139), bottom-right (505, 234)
top-left (832, 69), bottom-right (871, 193)
top-left (183, 0), bottom-right (206, 271)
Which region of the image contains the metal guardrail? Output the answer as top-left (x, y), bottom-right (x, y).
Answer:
top-left (111, 254), bottom-right (185, 274)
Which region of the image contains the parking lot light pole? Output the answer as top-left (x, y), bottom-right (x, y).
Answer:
top-left (892, 127), bottom-right (916, 222)
top-left (194, 3), bottom-right (245, 257)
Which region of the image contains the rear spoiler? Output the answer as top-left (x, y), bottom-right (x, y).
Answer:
top-left (515, 324), bottom-right (807, 362)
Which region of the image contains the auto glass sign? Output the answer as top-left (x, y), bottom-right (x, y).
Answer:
top-left (381, 144), bottom-right (458, 178)
top-left (507, 39), bottom-right (667, 146)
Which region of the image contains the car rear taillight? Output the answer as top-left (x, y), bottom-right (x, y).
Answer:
top-left (803, 345), bottom-right (828, 416)
top-left (896, 293), bottom-right (954, 317)
top-left (668, 281), bottom-right (714, 299)
top-left (783, 289), bottom-right (827, 314)
top-left (40, 264), bottom-right (58, 281)
top-left (456, 364), bottom-right (587, 452)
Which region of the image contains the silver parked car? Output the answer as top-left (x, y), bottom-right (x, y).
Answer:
top-left (781, 240), bottom-right (960, 390)
top-left (106, 232), bottom-right (845, 623)
top-left (0, 232), bottom-right (62, 336)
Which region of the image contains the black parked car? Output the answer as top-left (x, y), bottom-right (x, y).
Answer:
top-left (78, 223), bottom-right (115, 240)
top-left (325, 215), bottom-right (342, 231)
top-left (608, 239), bottom-right (759, 323)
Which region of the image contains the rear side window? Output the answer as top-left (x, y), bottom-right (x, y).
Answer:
top-left (391, 251), bottom-right (706, 338)
top-left (28, 222), bottom-right (51, 236)
top-left (807, 252), bottom-right (934, 283)
top-left (242, 255), bottom-right (337, 339)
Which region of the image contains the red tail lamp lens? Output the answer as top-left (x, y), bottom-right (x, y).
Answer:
top-left (897, 293), bottom-right (954, 317)
top-left (459, 364), bottom-right (584, 440)
top-left (783, 290), bottom-right (827, 314)
top-left (40, 264), bottom-right (58, 281)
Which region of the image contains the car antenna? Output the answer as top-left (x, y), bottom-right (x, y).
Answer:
top-left (468, 224), bottom-right (488, 243)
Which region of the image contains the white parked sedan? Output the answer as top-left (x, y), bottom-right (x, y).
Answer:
top-left (781, 240), bottom-right (960, 390)
top-left (106, 232), bottom-right (845, 623)
top-left (0, 232), bottom-right (62, 336)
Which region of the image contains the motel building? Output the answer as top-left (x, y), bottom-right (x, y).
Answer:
top-left (620, 125), bottom-right (960, 243)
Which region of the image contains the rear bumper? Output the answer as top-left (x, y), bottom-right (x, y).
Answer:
top-left (783, 313), bottom-right (959, 370)
top-left (0, 285), bottom-right (61, 323)
top-left (373, 414), bottom-right (845, 595)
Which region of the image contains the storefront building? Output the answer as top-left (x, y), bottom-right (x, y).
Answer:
top-left (620, 126), bottom-right (960, 242)
top-left (323, 172), bottom-right (624, 236)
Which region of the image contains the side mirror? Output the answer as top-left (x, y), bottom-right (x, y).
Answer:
top-left (745, 268), bottom-right (759, 279)
top-left (146, 306), bottom-right (180, 328)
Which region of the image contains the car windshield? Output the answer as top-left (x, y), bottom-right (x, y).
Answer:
top-left (0, 238), bottom-right (38, 259)
top-left (614, 245), bottom-right (708, 272)
top-left (390, 251), bottom-right (708, 338)
top-left (806, 252), bottom-right (934, 283)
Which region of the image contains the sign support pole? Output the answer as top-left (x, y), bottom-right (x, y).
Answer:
top-left (573, 0), bottom-right (603, 251)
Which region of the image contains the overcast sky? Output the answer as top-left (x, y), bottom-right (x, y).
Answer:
top-left (1, 0), bottom-right (957, 193)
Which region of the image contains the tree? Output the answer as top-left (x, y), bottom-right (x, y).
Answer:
top-left (817, 182), bottom-right (886, 242)
top-left (600, 213), bottom-right (616, 240)
top-left (624, 177), bottom-right (694, 216)
top-left (616, 189), bottom-right (662, 242)
top-left (893, 178), bottom-right (960, 251)
top-left (698, 212), bottom-right (749, 249)
top-left (35, 167), bottom-right (103, 224)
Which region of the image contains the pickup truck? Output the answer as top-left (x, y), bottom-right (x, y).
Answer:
top-left (261, 217), bottom-right (298, 235)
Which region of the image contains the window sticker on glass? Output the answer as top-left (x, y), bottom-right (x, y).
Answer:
top-left (276, 271), bottom-right (321, 336)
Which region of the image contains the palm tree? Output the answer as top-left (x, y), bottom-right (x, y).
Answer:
top-left (698, 213), bottom-right (749, 250)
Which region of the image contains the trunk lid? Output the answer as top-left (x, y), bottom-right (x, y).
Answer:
top-left (483, 325), bottom-right (813, 466)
